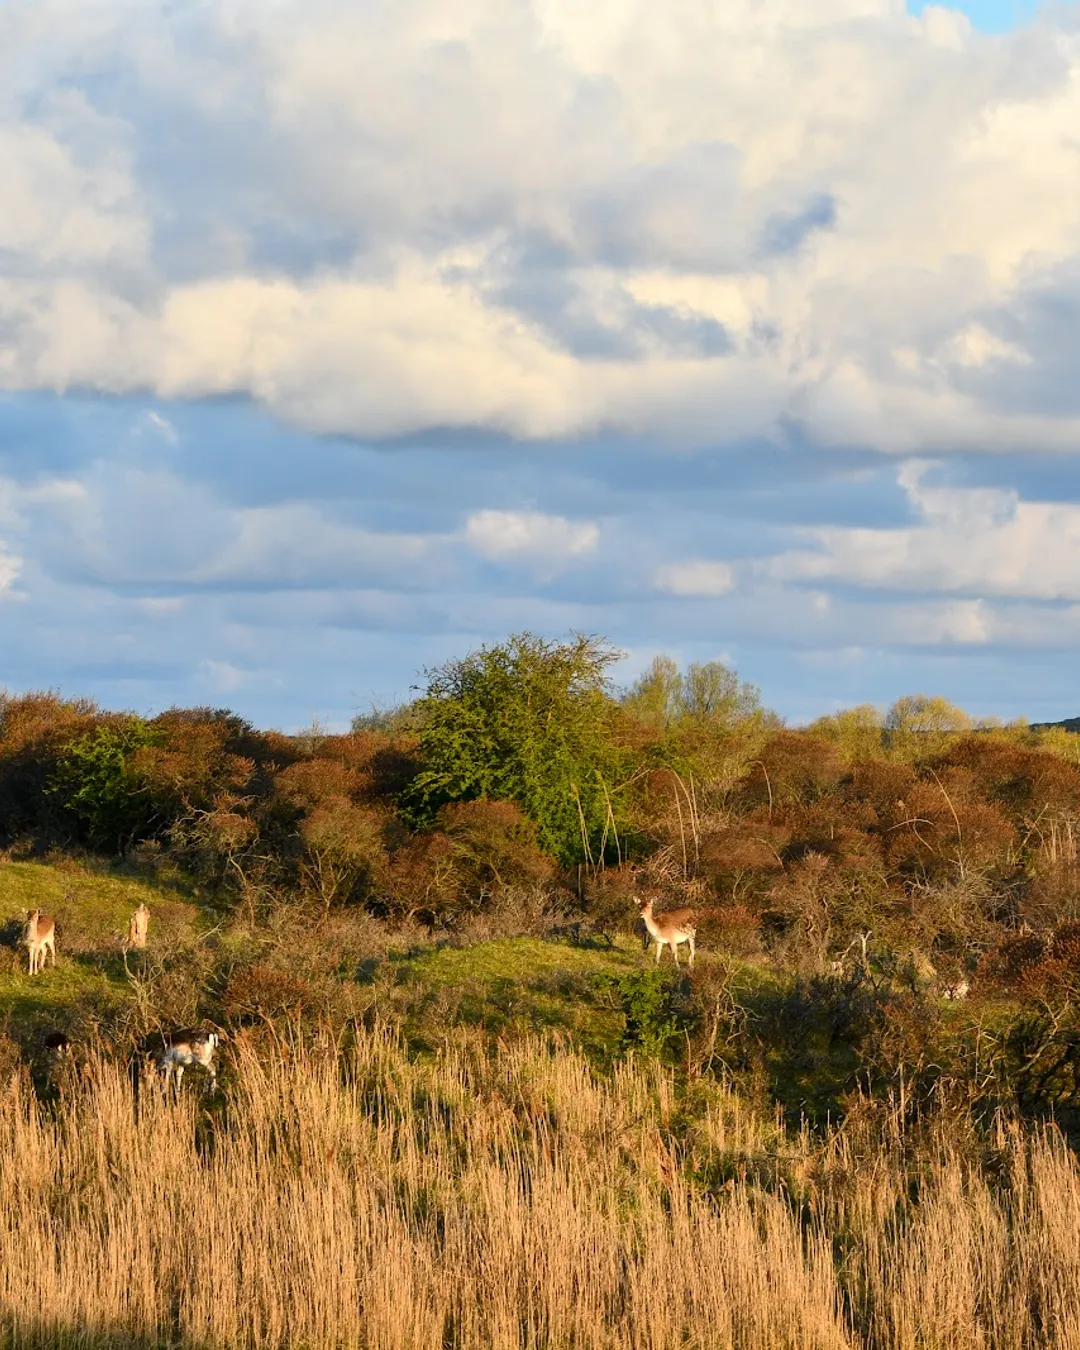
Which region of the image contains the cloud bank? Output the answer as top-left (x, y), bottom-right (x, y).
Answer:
top-left (2, 0), bottom-right (1080, 451)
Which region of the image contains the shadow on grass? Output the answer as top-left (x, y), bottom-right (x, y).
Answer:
top-left (0, 1314), bottom-right (222, 1350)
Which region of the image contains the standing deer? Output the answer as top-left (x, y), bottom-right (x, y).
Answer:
top-left (637, 895), bottom-right (697, 968)
top-left (127, 904), bottom-right (150, 950)
top-left (23, 910), bottom-right (56, 975)
top-left (155, 1029), bottom-right (225, 1095)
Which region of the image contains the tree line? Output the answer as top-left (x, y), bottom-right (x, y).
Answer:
top-left (4, 632), bottom-right (1080, 999)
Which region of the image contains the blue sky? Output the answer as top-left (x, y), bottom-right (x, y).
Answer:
top-left (3, 0), bottom-right (1080, 730)
top-left (909, 0), bottom-right (1039, 31)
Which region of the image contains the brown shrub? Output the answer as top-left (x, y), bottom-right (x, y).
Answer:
top-left (741, 731), bottom-right (843, 810)
top-left (845, 759), bottom-right (918, 825)
top-left (298, 799), bottom-right (390, 910)
top-left (438, 799), bottom-right (554, 891)
top-left (221, 963), bottom-right (313, 1021)
top-left (385, 831), bottom-right (463, 920)
top-left (938, 736), bottom-right (1080, 818)
top-left (272, 758), bottom-right (364, 811)
top-left (697, 820), bottom-right (787, 907)
top-left (704, 904), bottom-right (763, 956)
top-left (0, 691), bottom-right (102, 844)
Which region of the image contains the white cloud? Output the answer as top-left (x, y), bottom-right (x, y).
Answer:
top-left (0, 465), bottom-right (445, 592)
top-left (139, 411), bottom-right (180, 445)
top-left (0, 1), bottom-right (1078, 448)
top-left (464, 509), bottom-right (599, 564)
top-left (134, 596), bottom-right (186, 615)
top-left (196, 503), bottom-right (437, 588)
top-left (0, 540), bottom-right (22, 597)
top-left (196, 659), bottom-right (284, 694)
top-left (654, 559), bottom-right (736, 597)
top-left (767, 461), bottom-right (1080, 601)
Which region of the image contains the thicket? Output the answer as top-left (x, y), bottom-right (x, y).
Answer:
top-left (7, 633), bottom-right (1080, 1115)
top-left (5, 635), bottom-right (1080, 952)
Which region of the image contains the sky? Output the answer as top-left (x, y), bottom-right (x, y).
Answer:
top-left (2, 0), bottom-right (1080, 731)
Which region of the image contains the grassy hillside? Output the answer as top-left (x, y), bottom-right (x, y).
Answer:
top-left (0, 856), bottom-right (1069, 1133)
top-left (0, 859), bottom-right (206, 1035)
top-left (0, 859), bottom-right (653, 1057)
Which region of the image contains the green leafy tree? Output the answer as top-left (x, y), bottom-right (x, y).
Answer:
top-left (808, 704), bottom-right (884, 762)
top-left (885, 694), bottom-right (971, 760)
top-left (48, 718), bottom-right (161, 851)
top-left (624, 655), bottom-right (762, 729)
top-left (407, 633), bottom-right (625, 865)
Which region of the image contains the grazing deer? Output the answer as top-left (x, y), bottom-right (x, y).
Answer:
top-left (23, 910), bottom-right (56, 975)
top-left (127, 904), bottom-right (150, 950)
top-left (155, 1029), bottom-right (224, 1095)
top-left (637, 895), bottom-right (696, 968)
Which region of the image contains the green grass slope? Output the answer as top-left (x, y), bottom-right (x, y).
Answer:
top-left (0, 859), bottom-right (204, 1033)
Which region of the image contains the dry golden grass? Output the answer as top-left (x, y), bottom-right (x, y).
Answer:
top-left (1, 1031), bottom-right (1079, 1349)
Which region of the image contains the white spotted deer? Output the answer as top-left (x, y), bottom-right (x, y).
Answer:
top-left (24, 910), bottom-right (56, 975)
top-left (637, 894), bottom-right (697, 968)
top-left (155, 1029), bottom-right (225, 1096)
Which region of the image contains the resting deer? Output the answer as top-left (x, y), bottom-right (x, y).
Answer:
top-left (155, 1029), bottom-right (224, 1095)
top-left (127, 904), bottom-right (150, 950)
top-left (637, 895), bottom-right (696, 968)
top-left (24, 910), bottom-right (56, 975)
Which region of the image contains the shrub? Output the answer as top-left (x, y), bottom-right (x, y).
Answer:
top-left (407, 633), bottom-right (627, 865)
top-left (597, 968), bottom-right (695, 1061)
top-left (220, 963), bottom-right (313, 1021)
top-left (298, 800), bottom-right (389, 911)
top-left (48, 718), bottom-right (162, 852)
top-left (438, 800), bottom-right (554, 893)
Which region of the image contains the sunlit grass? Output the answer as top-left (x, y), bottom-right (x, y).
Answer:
top-left (0, 859), bottom-right (204, 1033)
top-left (2, 1031), bottom-right (1078, 1349)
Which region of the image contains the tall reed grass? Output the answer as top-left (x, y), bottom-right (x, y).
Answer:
top-left (1, 1030), bottom-right (1078, 1348)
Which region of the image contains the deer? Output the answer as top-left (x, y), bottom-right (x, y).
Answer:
top-left (23, 910), bottom-right (56, 975)
top-left (155, 1029), bottom-right (225, 1095)
top-left (637, 894), bottom-right (696, 968)
top-left (127, 904), bottom-right (150, 950)
top-left (828, 931), bottom-right (871, 978)
top-left (42, 1030), bottom-right (70, 1058)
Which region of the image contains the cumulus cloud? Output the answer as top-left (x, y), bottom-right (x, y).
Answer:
top-left (654, 560), bottom-right (736, 596)
top-left (464, 509), bottom-right (599, 564)
top-left (1, 0), bottom-right (1080, 448)
top-left (767, 461), bottom-right (1080, 601)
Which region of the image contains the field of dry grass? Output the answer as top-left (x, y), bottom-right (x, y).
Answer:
top-left (2, 1029), bottom-right (1079, 1349)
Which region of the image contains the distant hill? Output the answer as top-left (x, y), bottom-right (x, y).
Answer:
top-left (1028, 717), bottom-right (1080, 732)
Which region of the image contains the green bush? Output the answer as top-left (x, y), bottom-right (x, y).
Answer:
top-left (598, 968), bottom-right (694, 1061)
top-left (407, 633), bottom-right (627, 865)
top-left (48, 719), bottom-right (161, 852)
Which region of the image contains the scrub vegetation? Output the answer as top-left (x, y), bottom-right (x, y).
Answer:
top-left (4, 632), bottom-right (1080, 1346)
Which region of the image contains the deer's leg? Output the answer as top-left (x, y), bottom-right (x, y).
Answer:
top-left (655, 941), bottom-right (663, 964)
top-left (672, 941), bottom-right (680, 967)
top-left (688, 936), bottom-right (695, 968)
